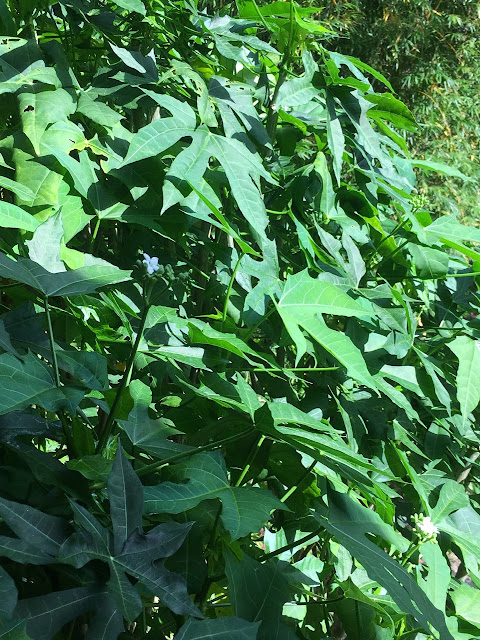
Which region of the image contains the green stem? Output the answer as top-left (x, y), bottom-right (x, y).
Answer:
top-left (265, 0), bottom-right (295, 142)
top-left (222, 252), bottom-right (244, 328)
top-left (89, 217), bottom-right (101, 253)
top-left (44, 296), bottom-right (61, 388)
top-left (401, 540), bottom-right (422, 567)
top-left (137, 428), bottom-right (254, 478)
top-left (259, 526), bottom-right (322, 562)
top-left (44, 296), bottom-right (75, 456)
top-left (250, 0), bottom-right (270, 31)
top-left (96, 301), bottom-right (150, 454)
top-left (281, 460), bottom-right (316, 503)
top-left (235, 434), bottom-right (266, 486)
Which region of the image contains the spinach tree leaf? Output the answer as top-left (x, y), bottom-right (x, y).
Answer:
top-left (0, 496), bottom-right (68, 557)
top-left (15, 586), bottom-right (101, 640)
top-left (118, 379), bottom-right (188, 458)
top-left (175, 617), bottom-right (260, 640)
top-left (0, 352), bottom-right (83, 414)
top-left (144, 451), bottom-right (286, 540)
top-left (317, 489), bottom-right (454, 640)
top-left (0, 254), bottom-right (130, 297)
top-left (225, 553), bottom-right (297, 640)
top-left (107, 445), bottom-right (144, 555)
top-left (0, 202), bottom-right (39, 232)
top-left (0, 565), bottom-right (17, 618)
top-left (447, 335), bottom-right (480, 427)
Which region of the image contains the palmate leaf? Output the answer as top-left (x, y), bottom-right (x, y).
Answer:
top-left (254, 403), bottom-right (388, 492)
top-left (18, 88), bottom-right (76, 155)
top-left (0, 253), bottom-right (130, 297)
top-left (276, 271), bottom-right (376, 387)
top-left (58, 446), bottom-right (200, 622)
top-left (317, 489), bottom-right (454, 640)
top-left (25, 211), bottom-right (65, 274)
top-left (117, 93), bottom-right (271, 244)
top-left (143, 451), bottom-right (286, 540)
top-left (175, 617), bottom-right (260, 640)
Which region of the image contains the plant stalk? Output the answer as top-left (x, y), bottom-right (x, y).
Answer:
top-left (96, 301), bottom-right (150, 453)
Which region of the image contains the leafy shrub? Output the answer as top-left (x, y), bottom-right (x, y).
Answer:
top-left (0, 1), bottom-right (480, 639)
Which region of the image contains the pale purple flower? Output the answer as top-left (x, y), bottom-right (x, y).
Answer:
top-left (142, 253), bottom-right (159, 275)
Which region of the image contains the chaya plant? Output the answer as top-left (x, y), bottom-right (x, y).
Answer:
top-left (0, 0), bottom-right (480, 638)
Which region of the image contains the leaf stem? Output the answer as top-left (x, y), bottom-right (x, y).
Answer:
top-left (259, 526), bottom-right (323, 562)
top-left (281, 460), bottom-right (316, 502)
top-left (222, 252), bottom-right (244, 328)
top-left (235, 434), bottom-right (266, 486)
top-left (44, 296), bottom-right (75, 456)
top-left (137, 428), bottom-right (254, 477)
top-left (96, 300), bottom-right (150, 454)
top-left (44, 295), bottom-right (61, 388)
top-left (400, 540), bottom-right (422, 567)
top-left (89, 217), bottom-right (101, 253)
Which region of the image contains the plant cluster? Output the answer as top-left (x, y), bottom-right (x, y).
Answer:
top-left (0, 1), bottom-right (480, 639)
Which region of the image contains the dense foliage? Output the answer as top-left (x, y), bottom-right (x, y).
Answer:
top-left (322, 0), bottom-right (480, 223)
top-left (0, 0), bottom-right (480, 638)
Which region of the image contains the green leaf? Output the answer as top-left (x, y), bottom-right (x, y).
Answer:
top-left (276, 271), bottom-right (376, 385)
top-left (451, 583), bottom-right (480, 627)
top-left (0, 352), bottom-right (83, 414)
top-left (84, 599), bottom-right (124, 640)
top-left (0, 496), bottom-right (68, 556)
top-left (277, 270), bottom-right (373, 319)
top-left (0, 565), bottom-right (17, 618)
top-left (144, 451), bottom-right (286, 540)
top-left (431, 480), bottom-right (470, 523)
top-left (412, 160), bottom-right (473, 182)
top-left (107, 445), bottom-right (144, 555)
top-left (118, 380), bottom-right (188, 457)
top-left (276, 50), bottom-right (318, 108)
top-left (113, 0), bottom-right (146, 14)
top-left (162, 127), bottom-right (271, 243)
top-left (0, 253), bottom-right (130, 297)
top-left (119, 96), bottom-right (196, 166)
top-left (408, 244), bottom-right (449, 279)
top-left (447, 335), bottom-right (480, 427)
top-left (175, 617), bottom-right (260, 640)
top-left (317, 489), bottom-right (454, 640)
top-left (0, 202), bottom-right (39, 232)
top-left (225, 553), bottom-right (296, 640)
top-left (419, 542), bottom-right (450, 611)
top-left (26, 211), bottom-right (65, 273)
top-left (18, 89), bottom-right (76, 155)
top-left (15, 586), bottom-right (101, 640)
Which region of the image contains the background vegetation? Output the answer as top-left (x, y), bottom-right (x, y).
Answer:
top-left (0, 0), bottom-right (479, 639)
top-left (322, 0), bottom-right (480, 222)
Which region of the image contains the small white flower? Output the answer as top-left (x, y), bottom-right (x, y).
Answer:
top-left (416, 516), bottom-right (439, 537)
top-left (142, 253), bottom-right (159, 275)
